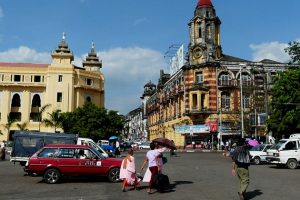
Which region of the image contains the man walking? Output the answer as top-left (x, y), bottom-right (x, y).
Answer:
top-left (231, 138), bottom-right (251, 200)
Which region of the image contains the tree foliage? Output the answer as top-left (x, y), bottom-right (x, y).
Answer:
top-left (17, 121), bottom-right (29, 131)
top-left (38, 104), bottom-right (51, 131)
top-left (267, 68), bottom-right (300, 138)
top-left (60, 103), bottom-right (125, 141)
top-left (43, 109), bottom-right (63, 132)
top-left (285, 41), bottom-right (300, 64)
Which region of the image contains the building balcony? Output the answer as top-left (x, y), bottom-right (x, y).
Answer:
top-left (30, 112), bottom-right (40, 122)
top-left (185, 107), bottom-right (214, 115)
top-left (9, 112), bottom-right (21, 121)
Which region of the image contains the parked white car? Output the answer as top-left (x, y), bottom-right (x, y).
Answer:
top-left (139, 142), bottom-right (151, 149)
top-left (249, 144), bottom-right (273, 165)
top-left (266, 138), bottom-right (300, 169)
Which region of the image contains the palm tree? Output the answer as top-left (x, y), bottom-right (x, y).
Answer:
top-left (43, 109), bottom-right (63, 133)
top-left (38, 104), bottom-right (51, 131)
top-left (17, 121), bottom-right (29, 131)
top-left (3, 114), bottom-right (17, 137)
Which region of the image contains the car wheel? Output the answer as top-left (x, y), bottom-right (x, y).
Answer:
top-left (44, 168), bottom-right (61, 184)
top-left (108, 168), bottom-right (120, 183)
top-left (253, 157), bottom-right (260, 165)
top-left (287, 159), bottom-right (298, 169)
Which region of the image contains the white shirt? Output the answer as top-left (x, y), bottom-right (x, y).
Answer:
top-left (146, 150), bottom-right (160, 167)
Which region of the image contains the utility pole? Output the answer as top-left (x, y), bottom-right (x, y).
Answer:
top-left (239, 64), bottom-right (246, 138)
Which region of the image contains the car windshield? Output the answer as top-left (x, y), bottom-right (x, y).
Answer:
top-left (270, 140), bottom-right (286, 150)
top-left (250, 145), bottom-right (264, 151)
top-left (89, 146), bottom-right (104, 158)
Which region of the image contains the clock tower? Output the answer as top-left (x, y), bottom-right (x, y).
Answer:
top-left (188, 0), bottom-right (222, 65)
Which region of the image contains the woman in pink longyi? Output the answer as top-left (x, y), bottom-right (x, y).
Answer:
top-left (119, 149), bottom-right (141, 192)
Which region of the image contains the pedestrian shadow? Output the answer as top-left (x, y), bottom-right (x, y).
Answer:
top-left (245, 189), bottom-right (263, 199)
top-left (168, 180), bottom-right (193, 192)
top-left (137, 180), bottom-right (193, 193)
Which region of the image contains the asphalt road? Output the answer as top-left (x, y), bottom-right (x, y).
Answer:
top-left (0, 151), bottom-right (299, 200)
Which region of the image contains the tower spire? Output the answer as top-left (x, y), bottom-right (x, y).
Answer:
top-left (62, 32), bottom-right (66, 41)
top-left (91, 41), bottom-right (95, 53)
top-left (51, 32), bottom-right (74, 64)
top-left (82, 41), bottom-right (102, 71)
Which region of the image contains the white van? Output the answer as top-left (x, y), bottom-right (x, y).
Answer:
top-left (289, 133), bottom-right (300, 139)
top-left (266, 138), bottom-right (300, 169)
top-left (77, 137), bottom-right (109, 158)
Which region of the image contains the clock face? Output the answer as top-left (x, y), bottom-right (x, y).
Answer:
top-left (193, 47), bottom-right (202, 59)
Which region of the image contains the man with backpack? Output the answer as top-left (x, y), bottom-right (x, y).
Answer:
top-left (231, 138), bottom-right (251, 200)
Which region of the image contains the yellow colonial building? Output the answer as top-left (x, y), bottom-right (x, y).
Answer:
top-left (0, 34), bottom-right (105, 141)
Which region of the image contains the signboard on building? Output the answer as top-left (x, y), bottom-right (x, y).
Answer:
top-left (170, 45), bottom-right (184, 76)
top-left (177, 45), bottom-right (184, 69)
top-left (206, 121), bottom-right (218, 132)
top-left (175, 124), bottom-right (210, 134)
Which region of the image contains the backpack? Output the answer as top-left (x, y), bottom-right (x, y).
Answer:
top-left (153, 173), bottom-right (170, 192)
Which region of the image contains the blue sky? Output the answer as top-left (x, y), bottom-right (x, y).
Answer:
top-left (0, 0), bottom-right (299, 115)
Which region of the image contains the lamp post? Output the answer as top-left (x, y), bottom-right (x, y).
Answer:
top-left (239, 64), bottom-right (246, 138)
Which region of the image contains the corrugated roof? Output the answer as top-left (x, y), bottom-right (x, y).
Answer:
top-left (220, 54), bottom-right (251, 62)
top-left (259, 59), bottom-right (283, 64)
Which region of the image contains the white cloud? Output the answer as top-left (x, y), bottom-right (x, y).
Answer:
top-left (249, 41), bottom-right (290, 62)
top-left (0, 46), bottom-right (167, 114)
top-left (133, 18), bottom-right (148, 26)
top-left (0, 46), bottom-right (51, 63)
top-left (97, 47), bottom-right (167, 114)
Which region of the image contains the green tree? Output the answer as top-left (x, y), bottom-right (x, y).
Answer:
top-left (285, 41), bottom-right (300, 64)
top-left (38, 104), bottom-right (51, 131)
top-left (43, 109), bottom-right (63, 133)
top-left (17, 121), bottom-right (29, 131)
top-left (267, 68), bottom-right (300, 138)
top-left (4, 114), bottom-right (17, 135)
top-left (61, 102), bottom-right (125, 141)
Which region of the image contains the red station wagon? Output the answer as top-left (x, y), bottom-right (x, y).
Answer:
top-left (25, 144), bottom-right (122, 184)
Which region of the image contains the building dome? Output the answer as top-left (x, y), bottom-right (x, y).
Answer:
top-left (144, 81), bottom-right (156, 88)
top-left (197, 0), bottom-right (213, 8)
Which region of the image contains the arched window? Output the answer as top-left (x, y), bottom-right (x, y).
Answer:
top-left (32, 94), bottom-right (41, 107)
top-left (206, 11), bottom-right (210, 18)
top-left (206, 24), bottom-right (211, 39)
top-left (239, 73), bottom-right (251, 86)
top-left (11, 94), bottom-right (21, 107)
top-left (221, 92), bottom-right (230, 109)
top-left (219, 73), bottom-right (232, 86)
top-left (243, 94), bottom-right (250, 109)
top-left (199, 26), bottom-right (202, 38)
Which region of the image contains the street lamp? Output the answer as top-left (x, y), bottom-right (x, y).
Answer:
top-left (239, 64), bottom-right (246, 138)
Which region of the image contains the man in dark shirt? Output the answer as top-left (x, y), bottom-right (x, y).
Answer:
top-left (231, 138), bottom-right (251, 200)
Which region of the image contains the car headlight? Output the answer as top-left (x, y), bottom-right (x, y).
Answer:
top-left (273, 153), bottom-right (279, 157)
